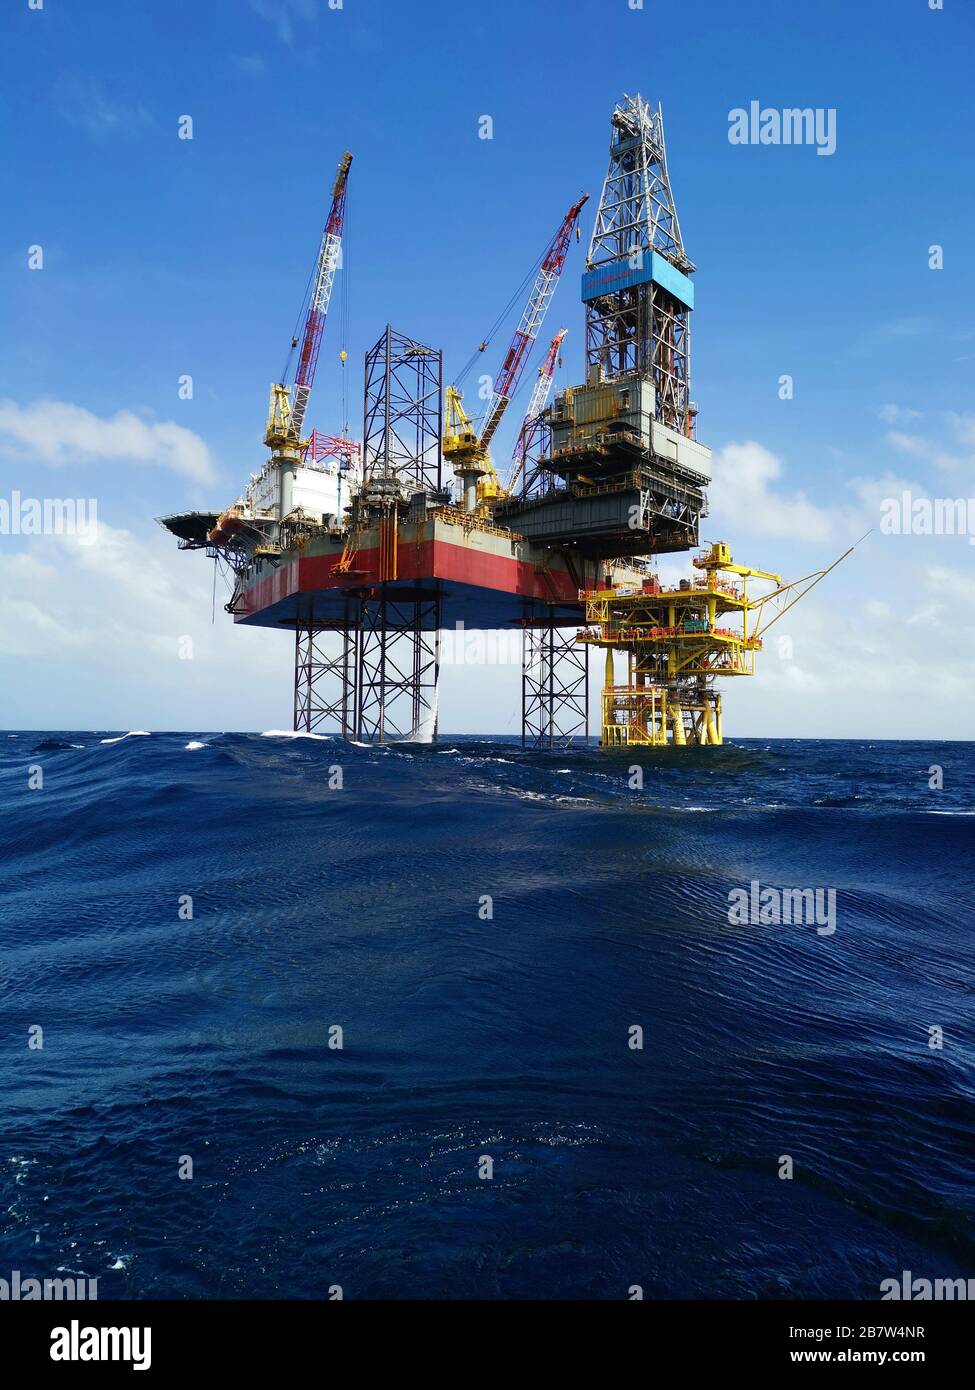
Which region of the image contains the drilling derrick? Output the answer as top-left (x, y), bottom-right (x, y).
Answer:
top-left (497, 94), bottom-right (709, 557)
top-left (584, 95), bottom-right (692, 429)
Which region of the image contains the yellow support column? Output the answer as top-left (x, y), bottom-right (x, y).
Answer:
top-left (602, 648), bottom-right (615, 747)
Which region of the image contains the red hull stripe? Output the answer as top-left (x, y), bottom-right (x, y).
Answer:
top-left (238, 537), bottom-right (578, 617)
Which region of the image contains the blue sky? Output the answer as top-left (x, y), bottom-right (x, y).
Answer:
top-left (1, 0), bottom-right (973, 736)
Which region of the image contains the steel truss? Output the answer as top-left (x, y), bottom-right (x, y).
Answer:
top-left (518, 414), bottom-right (558, 500)
top-left (357, 588), bottom-right (442, 743)
top-left (294, 616), bottom-right (358, 736)
top-left (363, 326), bottom-right (443, 493)
top-left (522, 615), bottom-right (590, 749)
top-left (585, 95), bottom-right (693, 434)
top-left (293, 589), bottom-right (442, 744)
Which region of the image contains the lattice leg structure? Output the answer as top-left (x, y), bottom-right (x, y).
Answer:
top-left (293, 621), bottom-right (358, 736)
top-left (356, 587), bottom-right (442, 744)
top-left (522, 617), bottom-right (590, 750)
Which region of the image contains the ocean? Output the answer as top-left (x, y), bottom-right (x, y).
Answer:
top-left (1, 730), bottom-right (972, 1300)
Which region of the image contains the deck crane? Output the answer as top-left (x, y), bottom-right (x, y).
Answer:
top-left (264, 151), bottom-right (352, 517)
top-left (444, 194), bottom-right (588, 513)
top-left (506, 327), bottom-right (566, 498)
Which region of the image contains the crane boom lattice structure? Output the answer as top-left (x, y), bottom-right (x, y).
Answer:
top-left (479, 195), bottom-right (588, 454)
top-left (509, 328), bottom-right (566, 499)
top-left (290, 152), bottom-right (352, 442)
top-left (444, 195), bottom-right (588, 512)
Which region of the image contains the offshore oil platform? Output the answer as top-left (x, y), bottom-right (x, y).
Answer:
top-left (161, 95), bottom-right (842, 748)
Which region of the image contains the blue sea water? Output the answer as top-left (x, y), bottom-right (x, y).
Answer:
top-left (1, 730), bottom-right (973, 1300)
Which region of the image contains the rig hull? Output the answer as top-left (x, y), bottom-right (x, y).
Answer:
top-left (233, 514), bottom-right (601, 630)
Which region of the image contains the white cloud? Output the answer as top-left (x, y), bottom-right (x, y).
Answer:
top-left (731, 559), bottom-right (975, 739)
top-left (0, 400), bottom-right (217, 484)
top-left (923, 565), bottom-right (975, 604)
top-left (849, 471), bottom-right (923, 512)
top-left (947, 412), bottom-right (975, 448)
top-left (232, 54), bottom-right (267, 76)
top-left (248, 0), bottom-right (317, 44)
top-left (885, 430), bottom-right (928, 459)
top-left (0, 522), bottom-right (285, 728)
top-left (2, 419), bottom-right (972, 737)
top-left (856, 317), bottom-right (933, 356)
top-left (55, 78), bottom-right (153, 140)
top-left (708, 440), bottom-right (835, 543)
top-left (878, 404), bottom-right (921, 425)
top-left (886, 421), bottom-right (974, 474)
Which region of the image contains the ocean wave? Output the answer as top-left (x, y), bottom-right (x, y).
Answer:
top-left (1, 731), bottom-right (972, 1299)
top-left (260, 729), bottom-right (334, 741)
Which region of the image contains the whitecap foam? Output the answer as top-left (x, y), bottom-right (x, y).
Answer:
top-left (184, 741), bottom-right (207, 750)
top-left (99, 731), bottom-right (150, 745)
top-left (260, 729), bottom-right (333, 741)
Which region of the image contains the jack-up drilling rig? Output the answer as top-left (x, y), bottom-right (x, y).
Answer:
top-left (160, 96), bottom-right (850, 748)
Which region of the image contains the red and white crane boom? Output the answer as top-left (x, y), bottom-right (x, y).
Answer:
top-left (507, 328), bottom-right (566, 495)
top-left (477, 194), bottom-right (588, 454)
top-left (288, 151), bottom-right (352, 442)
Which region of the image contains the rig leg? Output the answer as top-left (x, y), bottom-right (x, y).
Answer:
top-left (356, 586), bottom-right (442, 744)
top-left (522, 614), bottom-right (589, 750)
top-left (293, 621), bottom-right (358, 736)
